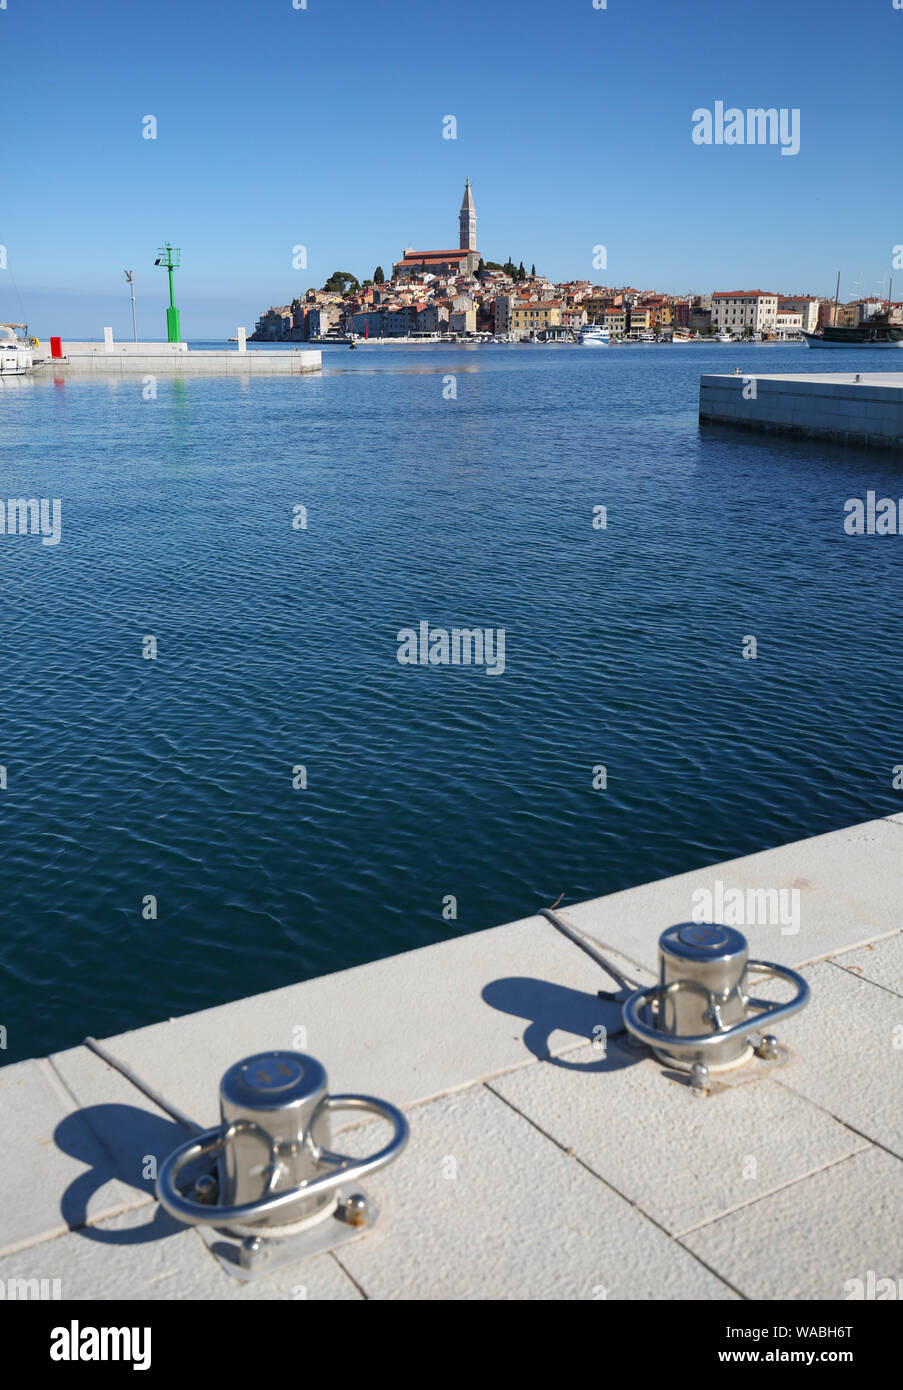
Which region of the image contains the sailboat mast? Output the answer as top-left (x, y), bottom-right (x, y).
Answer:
top-left (832, 271), bottom-right (841, 327)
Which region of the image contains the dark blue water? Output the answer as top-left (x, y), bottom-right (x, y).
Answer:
top-left (2, 343), bottom-right (901, 1064)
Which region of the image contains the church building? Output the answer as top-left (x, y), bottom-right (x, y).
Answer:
top-left (393, 180), bottom-right (481, 280)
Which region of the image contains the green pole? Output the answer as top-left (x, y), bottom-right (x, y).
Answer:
top-left (157, 244), bottom-right (181, 343)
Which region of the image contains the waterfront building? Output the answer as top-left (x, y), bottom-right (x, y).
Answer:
top-left (253, 306), bottom-right (294, 340)
top-left (417, 304), bottom-right (450, 334)
top-left (511, 301), bottom-right (562, 335)
top-left (628, 306), bottom-right (652, 335)
top-left (352, 310), bottom-right (385, 337)
top-left (779, 297), bottom-right (821, 334)
top-left (604, 308), bottom-right (627, 336)
top-left (494, 293), bottom-right (515, 335)
top-left (449, 307), bottom-right (477, 335)
top-left (307, 306), bottom-right (343, 339)
top-left (711, 290), bottom-right (779, 334)
top-left (775, 309), bottom-right (804, 337)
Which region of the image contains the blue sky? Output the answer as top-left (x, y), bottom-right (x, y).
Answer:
top-left (2, 0), bottom-right (901, 337)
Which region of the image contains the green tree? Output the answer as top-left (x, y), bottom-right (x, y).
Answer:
top-left (531, 263), bottom-right (536, 277)
top-left (322, 270), bottom-right (360, 297)
top-left (374, 266), bottom-right (385, 284)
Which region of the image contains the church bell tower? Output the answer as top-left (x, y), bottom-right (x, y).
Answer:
top-left (459, 179), bottom-right (477, 252)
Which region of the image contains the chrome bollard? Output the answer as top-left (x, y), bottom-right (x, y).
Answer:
top-left (156, 1051), bottom-right (408, 1246)
top-left (622, 924), bottom-right (809, 1072)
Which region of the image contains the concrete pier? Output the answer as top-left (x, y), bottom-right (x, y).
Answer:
top-left (42, 342), bottom-right (321, 375)
top-left (37, 331), bottom-right (321, 375)
top-left (700, 371), bottom-right (903, 449)
top-left (1, 815), bottom-right (902, 1299)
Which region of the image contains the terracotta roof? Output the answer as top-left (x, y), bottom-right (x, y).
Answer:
top-left (712, 290), bottom-right (777, 299)
top-left (396, 250), bottom-right (472, 261)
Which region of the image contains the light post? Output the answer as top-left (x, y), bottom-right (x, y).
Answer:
top-left (124, 270), bottom-right (138, 341)
top-left (154, 244), bottom-right (181, 343)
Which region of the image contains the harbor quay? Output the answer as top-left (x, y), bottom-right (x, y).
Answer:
top-left (1, 815), bottom-right (900, 1300)
top-left (699, 371), bottom-right (903, 449)
top-left (38, 328), bottom-right (321, 376)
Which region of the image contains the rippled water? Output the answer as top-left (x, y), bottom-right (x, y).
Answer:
top-left (1, 342), bottom-right (901, 1063)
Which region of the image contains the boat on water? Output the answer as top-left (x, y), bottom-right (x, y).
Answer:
top-left (802, 315), bottom-right (903, 348)
top-left (579, 323), bottom-right (611, 346)
top-left (803, 273), bottom-right (903, 348)
top-left (0, 324), bottom-right (35, 376)
top-left (672, 332), bottom-right (693, 343)
top-left (717, 331), bottom-right (733, 343)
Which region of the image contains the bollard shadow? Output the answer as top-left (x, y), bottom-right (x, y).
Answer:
top-left (54, 1104), bottom-right (199, 1245)
top-left (481, 976), bottom-right (642, 1073)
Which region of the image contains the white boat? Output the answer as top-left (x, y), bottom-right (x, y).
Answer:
top-left (579, 323), bottom-right (611, 346)
top-left (672, 332), bottom-right (693, 343)
top-left (717, 331), bottom-right (733, 343)
top-left (0, 325), bottom-right (35, 375)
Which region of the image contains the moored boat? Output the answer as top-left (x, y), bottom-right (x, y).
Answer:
top-left (0, 324), bottom-right (35, 375)
top-left (579, 323), bottom-right (611, 346)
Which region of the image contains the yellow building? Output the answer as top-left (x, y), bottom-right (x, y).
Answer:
top-left (512, 301), bottom-right (562, 334)
top-left (581, 293), bottom-right (613, 321)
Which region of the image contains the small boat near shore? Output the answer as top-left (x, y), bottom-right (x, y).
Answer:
top-left (0, 324), bottom-right (35, 375)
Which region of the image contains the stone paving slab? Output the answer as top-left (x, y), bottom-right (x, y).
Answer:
top-left (0, 1205), bottom-right (359, 1300)
top-left (85, 918), bottom-right (653, 1130)
top-left (680, 1147), bottom-right (902, 1300)
top-left (0, 1060), bottom-right (143, 1257)
top-left (830, 932), bottom-right (903, 998)
top-left (487, 1039), bottom-right (868, 1237)
top-left (335, 1083), bottom-right (736, 1301)
top-left (759, 963), bottom-right (903, 1158)
top-left (561, 818), bottom-right (903, 973)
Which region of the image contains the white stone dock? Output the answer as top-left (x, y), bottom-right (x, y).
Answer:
top-left (700, 371), bottom-right (903, 449)
top-left (2, 815), bottom-right (902, 1300)
top-left (38, 334), bottom-right (321, 376)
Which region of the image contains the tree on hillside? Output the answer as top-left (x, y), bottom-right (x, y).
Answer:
top-left (374, 266), bottom-right (385, 284)
top-left (322, 270), bottom-right (360, 297)
top-left (531, 264), bottom-right (536, 277)
top-left (518, 261), bottom-right (526, 280)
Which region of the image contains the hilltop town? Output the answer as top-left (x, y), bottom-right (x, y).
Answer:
top-left (251, 182), bottom-right (901, 344)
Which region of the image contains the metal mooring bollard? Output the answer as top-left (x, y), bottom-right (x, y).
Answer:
top-left (156, 1050), bottom-right (408, 1277)
top-left (622, 924), bottom-right (809, 1081)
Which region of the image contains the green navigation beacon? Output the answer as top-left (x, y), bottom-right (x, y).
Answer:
top-left (154, 244), bottom-right (181, 343)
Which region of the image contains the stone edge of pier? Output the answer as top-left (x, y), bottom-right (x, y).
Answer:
top-left (699, 371), bottom-right (903, 449)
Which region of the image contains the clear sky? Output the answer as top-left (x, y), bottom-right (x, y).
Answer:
top-left (2, 0), bottom-right (901, 337)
